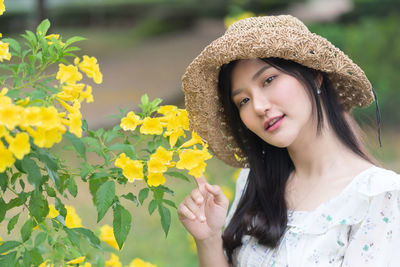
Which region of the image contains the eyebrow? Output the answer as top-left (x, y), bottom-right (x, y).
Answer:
top-left (231, 65), bottom-right (272, 97)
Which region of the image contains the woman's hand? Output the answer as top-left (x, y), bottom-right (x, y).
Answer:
top-left (178, 176), bottom-right (229, 241)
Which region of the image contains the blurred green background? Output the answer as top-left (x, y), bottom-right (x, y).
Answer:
top-left (1, 0), bottom-right (399, 266)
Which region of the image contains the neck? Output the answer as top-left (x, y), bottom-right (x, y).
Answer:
top-left (287, 124), bottom-right (363, 180)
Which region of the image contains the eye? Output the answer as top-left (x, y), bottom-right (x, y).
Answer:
top-left (238, 97), bottom-right (250, 107)
top-left (264, 76), bottom-right (276, 85)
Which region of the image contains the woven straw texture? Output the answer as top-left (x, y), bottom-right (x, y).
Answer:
top-left (182, 15), bottom-right (374, 167)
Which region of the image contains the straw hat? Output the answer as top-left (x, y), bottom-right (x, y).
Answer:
top-left (182, 15), bottom-right (374, 167)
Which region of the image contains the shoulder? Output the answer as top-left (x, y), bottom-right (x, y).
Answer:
top-left (352, 166), bottom-right (400, 196)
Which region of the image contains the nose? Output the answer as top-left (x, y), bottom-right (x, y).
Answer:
top-left (252, 90), bottom-right (271, 116)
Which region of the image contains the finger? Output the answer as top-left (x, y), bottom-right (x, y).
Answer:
top-left (177, 203), bottom-right (196, 220)
top-left (194, 175), bottom-right (207, 194)
top-left (190, 188), bottom-right (204, 205)
top-left (205, 183), bottom-right (228, 206)
top-left (183, 196), bottom-right (206, 222)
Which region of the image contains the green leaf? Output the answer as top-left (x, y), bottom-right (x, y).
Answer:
top-left (34, 232), bottom-right (47, 247)
top-left (113, 204), bottom-right (132, 250)
top-left (158, 204), bottom-right (171, 237)
top-left (95, 180), bottom-right (115, 222)
top-left (22, 248), bottom-right (32, 267)
top-left (0, 251), bottom-right (17, 266)
top-left (29, 248), bottom-right (43, 265)
top-left (7, 214), bottom-right (20, 234)
top-left (0, 241), bottom-right (21, 254)
top-left (38, 152), bottom-right (60, 189)
top-left (141, 94), bottom-right (149, 105)
top-left (64, 36), bottom-right (86, 47)
top-left (165, 171), bottom-right (190, 182)
top-left (21, 157), bottom-right (42, 189)
top-left (108, 143), bottom-right (136, 158)
top-left (45, 184), bottom-right (56, 197)
top-left (162, 199), bottom-right (177, 209)
top-left (73, 228), bottom-right (101, 248)
top-left (148, 199), bottom-right (157, 215)
top-left (36, 19), bottom-right (51, 36)
top-left (55, 197), bottom-right (67, 218)
top-left (65, 227), bottom-right (81, 248)
top-left (67, 178), bottom-right (78, 197)
top-left (0, 172), bottom-right (7, 192)
top-left (0, 198), bottom-right (6, 223)
top-left (138, 188), bottom-right (149, 205)
top-left (64, 132), bottom-right (86, 160)
top-left (29, 191), bottom-right (49, 223)
top-left (121, 193), bottom-right (139, 206)
top-left (21, 218), bottom-right (34, 242)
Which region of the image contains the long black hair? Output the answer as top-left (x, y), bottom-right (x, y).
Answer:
top-left (218, 58), bottom-right (374, 264)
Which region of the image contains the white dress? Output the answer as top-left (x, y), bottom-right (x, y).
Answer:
top-left (225, 166), bottom-right (400, 267)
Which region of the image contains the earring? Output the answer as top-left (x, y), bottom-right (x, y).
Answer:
top-left (316, 88), bottom-right (321, 95)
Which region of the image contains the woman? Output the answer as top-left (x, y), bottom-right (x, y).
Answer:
top-left (178, 15), bottom-right (400, 266)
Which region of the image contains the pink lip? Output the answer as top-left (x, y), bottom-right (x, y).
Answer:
top-left (264, 115), bottom-right (285, 132)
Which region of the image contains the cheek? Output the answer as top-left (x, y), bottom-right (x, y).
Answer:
top-left (275, 79), bottom-right (311, 108)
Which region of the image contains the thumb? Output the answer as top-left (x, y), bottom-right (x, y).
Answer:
top-left (205, 183), bottom-right (228, 206)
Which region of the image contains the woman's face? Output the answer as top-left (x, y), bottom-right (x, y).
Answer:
top-left (231, 58), bottom-right (317, 148)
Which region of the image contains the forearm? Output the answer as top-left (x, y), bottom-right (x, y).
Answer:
top-left (196, 233), bottom-right (230, 267)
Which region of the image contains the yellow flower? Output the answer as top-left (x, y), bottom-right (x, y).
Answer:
top-left (16, 97), bottom-right (30, 106)
top-left (77, 55), bottom-right (103, 84)
top-left (120, 111), bottom-right (142, 131)
top-left (147, 157), bottom-right (167, 173)
top-left (29, 127), bottom-right (64, 148)
top-left (80, 85), bottom-right (94, 103)
top-left (67, 256), bottom-right (85, 264)
top-left (176, 109), bottom-right (189, 130)
top-left (0, 40), bottom-right (11, 62)
top-left (176, 146), bottom-right (212, 178)
top-left (0, 0), bottom-right (5, 15)
top-left (157, 105), bottom-right (178, 116)
top-left (122, 159), bottom-right (144, 182)
top-left (180, 131), bottom-right (204, 148)
top-left (99, 224), bottom-right (119, 250)
top-left (188, 161), bottom-right (206, 178)
top-left (48, 204), bottom-right (59, 218)
top-left (147, 172), bottom-right (166, 187)
top-left (38, 260), bottom-right (54, 267)
top-left (65, 205), bottom-right (82, 228)
top-left (0, 103), bottom-right (23, 130)
top-left (140, 117), bottom-right (163, 135)
top-left (151, 146), bottom-right (173, 164)
top-left (39, 106), bottom-right (61, 130)
top-left (67, 111), bottom-right (82, 138)
top-left (0, 125), bottom-right (7, 137)
top-left (129, 258), bottom-right (157, 267)
top-left (45, 34), bottom-right (64, 46)
top-left (8, 132), bottom-right (30, 160)
top-left (56, 64), bottom-right (82, 84)
top-left (115, 153), bottom-right (129, 168)
top-left (57, 83), bottom-right (85, 102)
top-left (115, 153), bottom-right (144, 182)
top-left (22, 106), bottom-right (41, 127)
top-left (0, 141), bottom-right (15, 172)
top-left (105, 253), bottom-right (122, 267)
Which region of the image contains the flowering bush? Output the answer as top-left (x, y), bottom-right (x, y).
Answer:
top-left (0, 1), bottom-right (212, 266)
